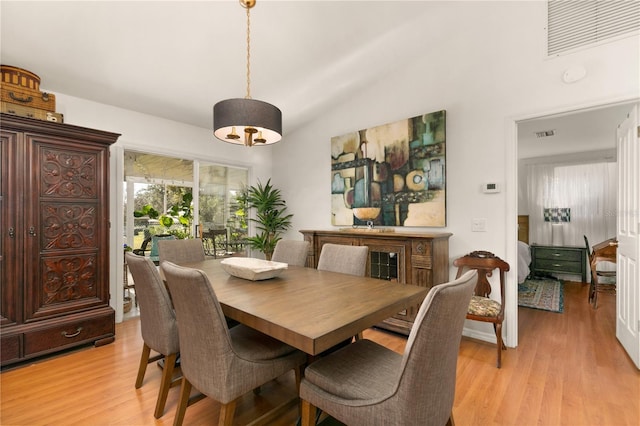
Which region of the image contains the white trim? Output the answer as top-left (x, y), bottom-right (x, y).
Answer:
top-left (462, 327), bottom-right (499, 346)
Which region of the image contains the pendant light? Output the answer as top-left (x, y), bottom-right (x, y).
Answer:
top-left (213, 0), bottom-right (282, 147)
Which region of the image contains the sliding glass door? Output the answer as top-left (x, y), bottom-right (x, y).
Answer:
top-left (123, 151), bottom-right (248, 256)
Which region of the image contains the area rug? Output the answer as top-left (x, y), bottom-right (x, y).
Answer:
top-left (518, 277), bottom-right (564, 313)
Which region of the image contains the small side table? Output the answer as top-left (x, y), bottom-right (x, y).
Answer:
top-left (530, 244), bottom-right (588, 282)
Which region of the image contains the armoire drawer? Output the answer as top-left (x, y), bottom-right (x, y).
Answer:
top-left (1, 334), bottom-right (22, 365)
top-left (23, 313), bottom-right (114, 356)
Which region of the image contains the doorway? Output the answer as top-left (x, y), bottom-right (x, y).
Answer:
top-left (508, 98), bottom-right (638, 348)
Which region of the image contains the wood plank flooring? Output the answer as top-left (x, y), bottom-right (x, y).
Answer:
top-left (1, 281), bottom-right (638, 425)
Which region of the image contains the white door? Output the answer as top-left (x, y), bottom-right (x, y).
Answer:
top-left (616, 103), bottom-right (640, 369)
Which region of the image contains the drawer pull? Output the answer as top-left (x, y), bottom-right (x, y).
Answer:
top-left (61, 327), bottom-right (83, 338)
top-left (552, 263), bottom-right (562, 267)
top-left (552, 253), bottom-right (561, 257)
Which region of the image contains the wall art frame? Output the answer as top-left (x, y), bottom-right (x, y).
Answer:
top-left (331, 110), bottom-right (446, 227)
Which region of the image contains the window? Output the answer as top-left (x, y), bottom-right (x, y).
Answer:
top-left (123, 151), bottom-right (248, 253)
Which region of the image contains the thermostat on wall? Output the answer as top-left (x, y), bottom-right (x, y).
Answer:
top-left (483, 182), bottom-right (500, 193)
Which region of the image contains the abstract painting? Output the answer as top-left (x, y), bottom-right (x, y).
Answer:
top-left (331, 110), bottom-right (446, 227)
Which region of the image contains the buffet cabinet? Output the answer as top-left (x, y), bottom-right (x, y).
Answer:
top-left (1, 114), bottom-right (120, 367)
top-left (300, 229), bottom-right (451, 335)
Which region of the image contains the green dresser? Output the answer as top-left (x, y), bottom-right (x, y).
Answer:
top-left (530, 244), bottom-right (588, 282)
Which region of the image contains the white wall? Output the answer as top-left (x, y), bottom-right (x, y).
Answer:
top-left (271, 1), bottom-right (640, 345)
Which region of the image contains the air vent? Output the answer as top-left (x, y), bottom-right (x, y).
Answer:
top-left (547, 0), bottom-right (640, 56)
top-left (535, 130), bottom-right (556, 138)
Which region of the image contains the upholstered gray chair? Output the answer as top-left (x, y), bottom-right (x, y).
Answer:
top-left (317, 243), bottom-right (368, 276)
top-left (271, 239), bottom-right (310, 266)
top-left (317, 243), bottom-right (369, 343)
top-left (299, 270), bottom-right (477, 426)
top-left (161, 261), bottom-right (307, 426)
top-left (157, 238), bottom-right (206, 264)
top-left (125, 252), bottom-right (180, 419)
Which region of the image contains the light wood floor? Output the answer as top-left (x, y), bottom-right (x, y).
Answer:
top-left (1, 282), bottom-right (638, 425)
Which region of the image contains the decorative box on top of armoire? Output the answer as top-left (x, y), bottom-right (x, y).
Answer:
top-left (300, 229), bottom-right (451, 335)
top-left (1, 113), bottom-right (120, 367)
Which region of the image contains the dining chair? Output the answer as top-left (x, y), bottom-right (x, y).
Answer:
top-left (125, 252), bottom-right (181, 419)
top-left (158, 238), bottom-right (206, 264)
top-left (157, 237), bottom-right (239, 328)
top-left (453, 250), bottom-right (510, 368)
top-left (299, 270), bottom-right (477, 426)
top-left (271, 239), bottom-right (310, 266)
top-left (160, 261), bottom-right (307, 426)
top-left (317, 243), bottom-right (369, 343)
top-left (317, 243), bottom-right (368, 276)
top-left (149, 234), bottom-right (176, 265)
top-left (584, 235), bottom-right (617, 308)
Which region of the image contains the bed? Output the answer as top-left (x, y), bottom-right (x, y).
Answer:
top-left (518, 215), bottom-right (531, 283)
top-left (518, 241), bottom-right (531, 283)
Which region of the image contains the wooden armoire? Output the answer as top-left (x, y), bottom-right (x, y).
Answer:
top-left (1, 113), bottom-right (120, 367)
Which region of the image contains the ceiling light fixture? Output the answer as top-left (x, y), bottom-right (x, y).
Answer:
top-left (213, 0), bottom-right (282, 147)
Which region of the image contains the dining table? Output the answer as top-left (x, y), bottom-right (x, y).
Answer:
top-left (175, 259), bottom-right (430, 356)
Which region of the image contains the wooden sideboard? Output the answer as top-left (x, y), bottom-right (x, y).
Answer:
top-left (299, 229), bottom-right (451, 335)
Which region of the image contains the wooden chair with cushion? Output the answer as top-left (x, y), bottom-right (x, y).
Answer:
top-left (271, 239), bottom-right (310, 266)
top-left (125, 252), bottom-right (181, 419)
top-left (161, 261), bottom-right (307, 426)
top-left (158, 238), bottom-right (206, 265)
top-left (453, 250), bottom-right (510, 368)
top-left (300, 270), bottom-right (477, 426)
top-left (317, 243), bottom-right (368, 277)
top-left (584, 235), bottom-right (617, 308)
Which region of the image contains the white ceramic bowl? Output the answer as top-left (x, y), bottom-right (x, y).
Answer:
top-left (220, 257), bottom-right (288, 281)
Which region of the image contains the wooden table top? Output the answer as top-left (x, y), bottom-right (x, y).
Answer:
top-left (177, 260), bottom-right (429, 355)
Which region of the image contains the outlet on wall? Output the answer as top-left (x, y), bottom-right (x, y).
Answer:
top-left (472, 218), bottom-right (487, 232)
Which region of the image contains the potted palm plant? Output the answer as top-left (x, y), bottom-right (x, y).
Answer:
top-left (241, 179), bottom-right (293, 260)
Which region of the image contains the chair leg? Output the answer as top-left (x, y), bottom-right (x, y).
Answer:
top-left (135, 343), bottom-right (151, 388)
top-left (446, 411), bottom-right (456, 426)
top-left (591, 274), bottom-right (599, 308)
top-left (218, 399), bottom-right (237, 426)
top-left (294, 365), bottom-right (303, 394)
top-left (173, 377), bottom-right (192, 426)
top-left (494, 323), bottom-right (505, 368)
top-left (301, 399), bottom-right (317, 426)
top-left (154, 352), bottom-right (177, 419)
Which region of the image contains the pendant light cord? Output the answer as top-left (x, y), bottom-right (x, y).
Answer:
top-left (246, 6), bottom-right (252, 100)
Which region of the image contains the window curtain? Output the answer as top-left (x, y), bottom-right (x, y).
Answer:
top-left (526, 162), bottom-right (617, 248)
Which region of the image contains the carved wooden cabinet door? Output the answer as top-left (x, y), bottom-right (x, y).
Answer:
top-left (0, 129), bottom-right (20, 329)
top-left (23, 135), bottom-right (110, 321)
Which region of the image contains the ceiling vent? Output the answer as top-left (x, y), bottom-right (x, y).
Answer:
top-left (535, 130), bottom-right (556, 138)
top-left (547, 0), bottom-right (640, 56)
